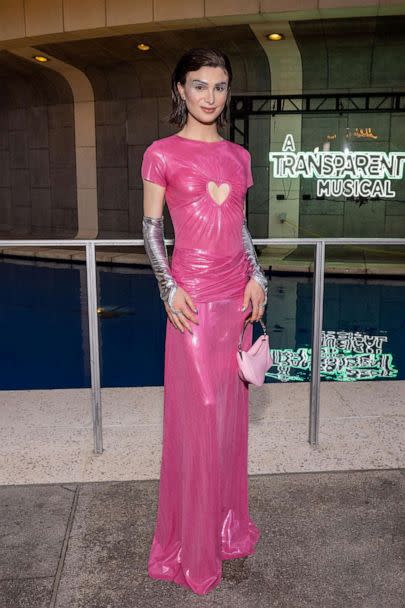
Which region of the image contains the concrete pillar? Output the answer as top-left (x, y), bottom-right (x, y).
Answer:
top-left (250, 21), bottom-right (303, 249)
top-left (9, 46), bottom-right (99, 239)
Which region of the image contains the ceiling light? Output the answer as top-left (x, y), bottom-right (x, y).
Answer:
top-left (33, 55), bottom-right (49, 62)
top-left (267, 33), bottom-right (284, 41)
top-left (137, 43), bottom-right (150, 51)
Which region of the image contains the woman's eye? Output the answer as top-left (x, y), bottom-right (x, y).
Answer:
top-left (194, 85), bottom-right (226, 92)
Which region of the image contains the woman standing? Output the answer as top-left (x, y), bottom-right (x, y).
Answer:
top-left (141, 48), bottom-right (267, 595)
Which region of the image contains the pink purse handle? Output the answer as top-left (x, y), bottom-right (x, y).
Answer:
top-left (237, 317), bottom-right (267, 352)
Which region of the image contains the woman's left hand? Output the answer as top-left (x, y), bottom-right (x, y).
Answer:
top-left (242, 278), bottom-right (266, 322)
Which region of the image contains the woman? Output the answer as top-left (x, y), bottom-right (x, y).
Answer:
top-left (141, 47), bottom-right (267, 595)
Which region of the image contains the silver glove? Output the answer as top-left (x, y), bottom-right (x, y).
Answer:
top-left (242, 217), bottom-right (268, 306)
top-left (142, 215), bottom-right (178, 310)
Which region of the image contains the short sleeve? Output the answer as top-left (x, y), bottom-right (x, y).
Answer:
top-left (141, 143), bottom-right (167, 188)
top-left (245, 149), bottom-right (253, 188)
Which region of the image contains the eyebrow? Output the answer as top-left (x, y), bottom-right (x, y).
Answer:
top-left (191, 79), bottom-right (228, 85)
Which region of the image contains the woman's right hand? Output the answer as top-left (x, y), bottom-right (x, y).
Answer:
top-left (164, 286), bottom-right (199, 334)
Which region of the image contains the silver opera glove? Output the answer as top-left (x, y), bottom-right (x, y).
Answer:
top-left (242, 217), bottom-right (268, 306)
top-left (142, 215), bottom-right (178, 310)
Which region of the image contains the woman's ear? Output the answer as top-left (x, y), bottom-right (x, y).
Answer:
top-left (177, 81), bottom-right (184, 98)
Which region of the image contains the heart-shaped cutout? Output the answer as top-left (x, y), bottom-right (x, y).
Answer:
top-left (207, 181), bottom-right (230, 206)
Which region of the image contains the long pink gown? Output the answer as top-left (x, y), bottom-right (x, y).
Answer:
top-left (141, 133), bottom-right (260, 595)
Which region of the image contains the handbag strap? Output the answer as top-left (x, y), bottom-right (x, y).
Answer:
top-left (237, 317), bottom-right (267, 352)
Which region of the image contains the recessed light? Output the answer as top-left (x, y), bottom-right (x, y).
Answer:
top-left (137, 43), bottom-right (150, 51)
top-left (267, 33), bottom-right (284, 41)
top-left (33, 55), bottom-right (49, 63)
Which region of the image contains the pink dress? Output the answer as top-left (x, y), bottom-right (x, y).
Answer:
top-left (141, 133), bottom-right (260, 595)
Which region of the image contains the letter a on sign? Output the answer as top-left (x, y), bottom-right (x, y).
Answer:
top-left (282, 134), bottom-right (296, 152)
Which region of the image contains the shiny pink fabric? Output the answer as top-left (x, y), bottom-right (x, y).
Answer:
top-left (141, 134), bottom-right (260, 595)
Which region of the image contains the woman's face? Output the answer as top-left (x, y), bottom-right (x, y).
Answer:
top-left (177, 66), bottom-right (230, 124)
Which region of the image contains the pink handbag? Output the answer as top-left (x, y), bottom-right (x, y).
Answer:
top-left (236, 317), bottom-right (273, 386)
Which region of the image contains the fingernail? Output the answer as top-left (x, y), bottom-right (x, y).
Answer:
top-left (242, 306), bottom-right (246, 311)
top-left (194, 307), bottom-right (198, 313)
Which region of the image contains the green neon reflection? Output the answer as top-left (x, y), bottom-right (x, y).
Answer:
top-left (266, 331), bottom-right (398, 382)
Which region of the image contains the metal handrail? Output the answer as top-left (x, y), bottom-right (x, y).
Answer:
top-left (1, 237), bottom-right (404, 452)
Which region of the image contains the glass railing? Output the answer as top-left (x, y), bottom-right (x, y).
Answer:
top-left (1, 237), bottom-right (404, 453)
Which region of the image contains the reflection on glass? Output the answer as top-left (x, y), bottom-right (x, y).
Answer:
top-left (265, 276), bottom-right (404, 384)
top-left (267, 330), bottom-right (398, 383)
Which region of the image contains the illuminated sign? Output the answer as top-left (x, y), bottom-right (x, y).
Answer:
top-left (268, 134), bottom-right (405, 199)
top-left (266, 330), bottom-right (398, 382)
top-left (352, 127), bottom-right (378, 140)
top-left (326, 128), bottom-right (378, 141)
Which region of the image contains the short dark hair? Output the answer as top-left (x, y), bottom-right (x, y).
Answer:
top-left (169, 47), bottom-right (232, 129)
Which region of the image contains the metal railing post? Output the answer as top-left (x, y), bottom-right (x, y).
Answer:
top-left (85, 242), bottom-right (103, 453)
top-left (309, 241), bottom-right (325, 445)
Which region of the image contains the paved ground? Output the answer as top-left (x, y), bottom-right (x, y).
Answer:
top-left (1, 382), bottom-right (404, 606)
top-left (1, 469), bottom-right (404, 608)
top-left (1, 382), bottom-right (404, 485)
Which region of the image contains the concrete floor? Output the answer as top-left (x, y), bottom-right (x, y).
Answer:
top-left (0, 381), bottom-right (404, 485)
top-left (1, 472), bottom-right (404, 607)
top-left (0, 381), bottom-right (404, 606)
